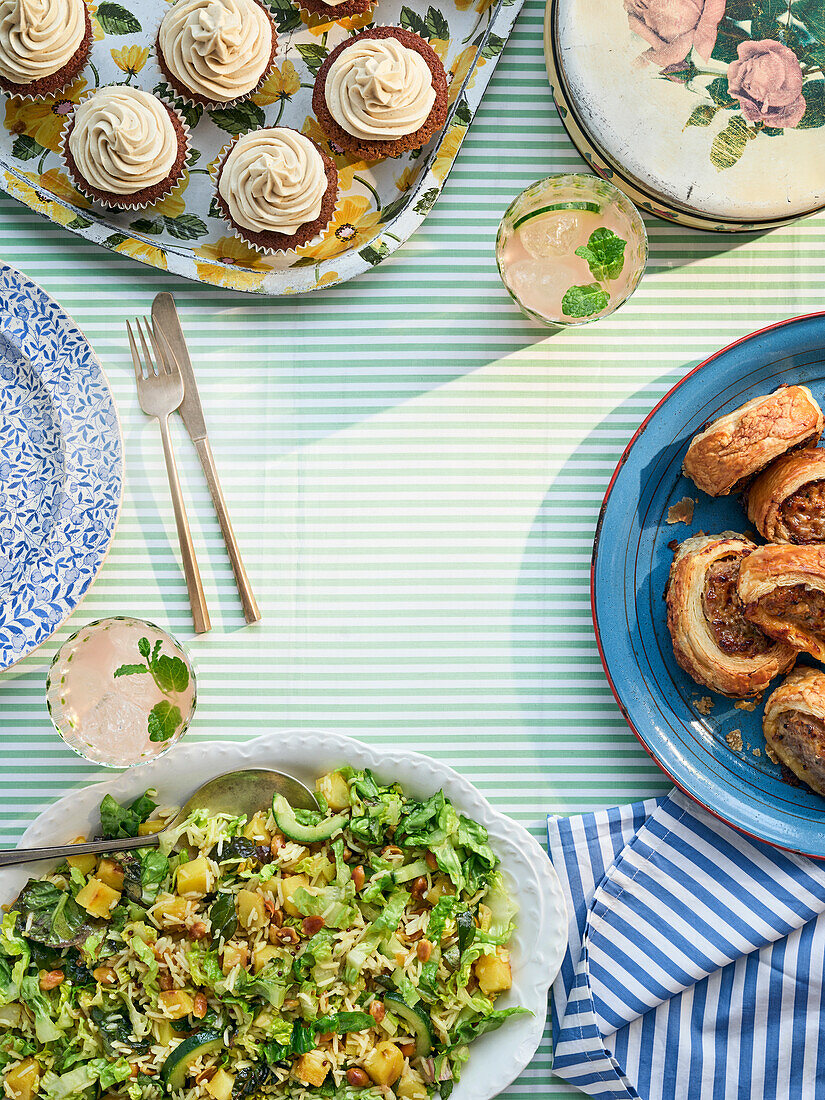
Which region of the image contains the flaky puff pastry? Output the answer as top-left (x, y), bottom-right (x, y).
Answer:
top-left (666, 534), bottom-right (796, 698)
top-left (763, 666), bottom-right (825, 796)
top-left (739, 543), bottom-right (825, 661)
top-left (747, 448), bottom-right (825, 543)
top-left (682, 385), bottom-right (823, 497)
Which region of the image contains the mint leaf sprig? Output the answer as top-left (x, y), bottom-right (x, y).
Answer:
top-left (114, 637), bottom-right (190, 743)
top-left (562, 228), bottom-right (628, 319)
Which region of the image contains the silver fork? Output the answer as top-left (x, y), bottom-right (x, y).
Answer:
top-left (127, 317), bottom-right (211, 634)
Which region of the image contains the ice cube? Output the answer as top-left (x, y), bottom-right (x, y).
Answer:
top-left (519, 212), bottom-right (579, 259)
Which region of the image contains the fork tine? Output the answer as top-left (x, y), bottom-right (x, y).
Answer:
top-left (126, 320), bottom-right (143, 382)
top-left (145, 315), bottom-right (170, 376)
top-left (152, 317), bottom-right (182, 379)
top-left (136, 316), bottom-right (156, 376)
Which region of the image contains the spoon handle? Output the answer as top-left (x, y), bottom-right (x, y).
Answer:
top-left (0, 834), bottom-right (161, 868)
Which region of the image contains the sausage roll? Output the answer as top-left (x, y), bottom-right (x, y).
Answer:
top-left (739, 544), bottom-right (825, 661)
top-left (763, 666), bottom-right (825, 796)
top-left (747, 449), bottom-right (825, 544)
top-left (682, 385), bottom-right (823, 497)
top-left (666, 534), bottom-right (796, 698)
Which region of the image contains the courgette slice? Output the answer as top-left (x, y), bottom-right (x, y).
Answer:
top-left (161, 1028), bottom-right (224, 1091)
top-left (383, 992), bottom-right (433, 1057)
top-left (513, 200), bottom-right (600, 229)
top-left (272, 795), bottom-right (348, 844)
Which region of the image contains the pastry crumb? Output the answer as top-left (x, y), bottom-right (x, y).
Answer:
top-left (766, 746), bottom-right (779, 764)
top-left (726, 728), bottom-right (743, 752)
top-left (693, 696), bottom-right (714, 715)
top-left (667, 497), bottom-right (695, 525)
top-left (752, 747), bottom-right (762, 757)
top-left (734, 699), bottom-right (759, 712)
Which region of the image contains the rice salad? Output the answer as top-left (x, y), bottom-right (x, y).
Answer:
top-left (0, 769), bottom-right (526, 1100)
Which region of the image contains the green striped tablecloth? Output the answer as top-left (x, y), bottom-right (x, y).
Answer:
top-left (2, 0), bottom-right (825, 1093)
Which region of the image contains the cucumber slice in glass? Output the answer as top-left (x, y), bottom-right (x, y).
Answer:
top-left (513, 201), bottom-right (600, 230)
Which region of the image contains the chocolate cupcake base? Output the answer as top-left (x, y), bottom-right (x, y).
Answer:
top-left (155, 0), bottom-right (278, 110)
top-left (63, 101), bottom-right (189, 210)
top-left (312, 26), bottom-right (448, 159)
top-left (0, 6), bottom-right (92, 99)
top-left (300, 0), bottom-right (374, 25)
top-left (213, 139), bottom-right (339, 253)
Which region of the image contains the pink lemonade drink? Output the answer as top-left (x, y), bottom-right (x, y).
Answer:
top-left (496, 174), bottom-right (647, 326)
top-left (46, 617), bottom-right (196, 768)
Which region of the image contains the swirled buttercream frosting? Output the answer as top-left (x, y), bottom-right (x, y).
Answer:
top-left (0, 0), bottom-right (85, 84)
top-left (219, 128), bottom-right (328, 235)
top-left (324, 37), bottom-right (435, 141)
top-left (159, 0), bottom-right (273, 104)
top-left (69, 87), bottom-right (178, 196)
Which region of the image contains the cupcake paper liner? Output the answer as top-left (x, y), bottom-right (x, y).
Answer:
top-left (61, 90), bottom-right (192, 212)
top-left (151, 0), bottom-right (279, 114)
top-left (209, 134), bottom-right (340, 256)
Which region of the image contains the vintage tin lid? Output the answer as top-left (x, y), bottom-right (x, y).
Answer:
top-left (544, 0), bottom-right (825, 230)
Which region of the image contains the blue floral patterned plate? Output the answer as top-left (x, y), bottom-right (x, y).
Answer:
top-left (592, 313), bottom-right (825, 858)
top-left (0, 265), bottom-right (122, 669)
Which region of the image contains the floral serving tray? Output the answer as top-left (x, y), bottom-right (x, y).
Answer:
top-left (545, 0), bottom-right (825, 231)
top-left (0, 0), bottom-right (522, 294)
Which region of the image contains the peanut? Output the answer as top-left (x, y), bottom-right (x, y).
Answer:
top-left (425, 851), bottom-right (438, 872)
top-left (190, 921), bottom-right (208, 941)
top-left (274, 926), bottom-right (300, 945)
top-left (39, 970), bottom-right (64, 990)
top-left (193, 992), bottom-right (208, 1019)
top-left (410, 877), bottom-right (428, 900)
top-left (352, 865), bottom-right (366, 891)
top-left (302, 915), bottom-right (325, 937)
top-left (416, 939), bottom-right (433, 963)
top-left (368, 999), bottom-right (386, 1024)
top-left (398, 1041), bottom-right (416, 1058)
top-left (158, 973), bottom-right (174, 992)
top-left (346, 1068), bottom-right (369, 1088)
top-left (93, 966), bottom-right (117, 986)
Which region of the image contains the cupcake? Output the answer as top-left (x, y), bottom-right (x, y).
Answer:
top-left (213, 127), bottom-right (339, 252)
top-left (156, 0), bottom-right (277, 109)
top-left (312, 26), bottom-right (448, 159)
top-left (0, 0), bottom-right (91, 98)
top-left (64, 86), bottom-right (188, 209)
top-left (299, 0), bottom-right (374, 28)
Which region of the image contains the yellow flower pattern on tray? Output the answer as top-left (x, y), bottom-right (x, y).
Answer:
top-left (0, 0), bottom-right (513, 292)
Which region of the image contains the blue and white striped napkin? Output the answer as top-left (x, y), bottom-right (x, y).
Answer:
top-left (547, 790), bottom-right (825, 1099)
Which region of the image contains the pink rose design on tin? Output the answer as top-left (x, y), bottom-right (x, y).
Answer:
top-left (623, 0), bottom-right (726, 68)
top-left (727, 39), bottom-right (807, 129)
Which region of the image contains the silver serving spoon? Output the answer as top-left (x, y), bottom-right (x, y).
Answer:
top-left (0, 769), bottom-right (318, 868)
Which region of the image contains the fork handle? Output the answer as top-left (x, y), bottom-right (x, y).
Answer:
top-left (195, 438), bottom-right (260, 624)
top-left (159, 415), bottom-right (211, 634)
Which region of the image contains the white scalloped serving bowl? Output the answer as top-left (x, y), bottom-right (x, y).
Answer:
top-left (2, 730), bottom-right (566, 1100)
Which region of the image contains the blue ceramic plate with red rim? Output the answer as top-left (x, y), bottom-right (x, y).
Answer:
top-left (592, 312), bottom-right (825, 858)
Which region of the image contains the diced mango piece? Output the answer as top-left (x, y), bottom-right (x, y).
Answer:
top-left (397, 1067), bottom-right (428, 1100)
top-left (154, 895), bottom-right (189, 925)
top-left (474, 948), bottom-right (512, 995)
top-left (293, 1050), bottom-right (330, 1088)
top-left (138, 819), bottom-right (166, 836)
top-left (252, 944), bottom-right (279, 974)
top-left (281, 875), bottom-right (309, 918)
top-left (425, 877), bottom-right (454, 907)
top-left (316, 771), bottom-right (351, 811)
top-left (237, 889), bottom-right (266, 931)
top-left (76, 879), bottom-right (120, 919)
top-left (95, 858), bottom-right (125, 892)
top-left (157, 990), bottom-right (194, 1019)
top-left (364, 1042), bottom-right (404, 1087)
top-left (205, 1069), bottom-right (234, 1100)
top-left (242, 811), bottom-right (271, 845)
top-left (66, 851), bottom-right (96, 876)
top-left (175, 857), bottom-right (211, 897)
top-left (3, 1058), bottom-right (39, 1100)
top-left (221, 941), bottom-right (248, 975)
